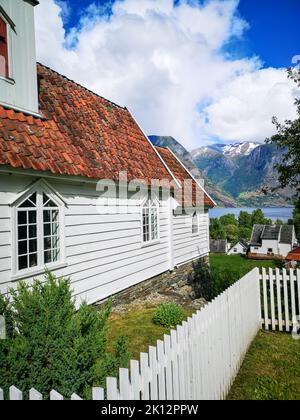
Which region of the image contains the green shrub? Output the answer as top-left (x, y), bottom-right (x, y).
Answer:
top-left (0, 271), bottom-right (130, 399)
top-left (153, 303), bottom-right (184, 328)
top-left (192, 259), bottom-right (214, 301)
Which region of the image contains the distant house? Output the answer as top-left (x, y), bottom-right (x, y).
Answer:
top-left (210, 239), bottom-right (230, 254)
top-left (286, 247), bottom-right (300, 267)
top-left (249, 225), bottom-right (296, 259)
top-left (227, 241), bottom-right (248, 256)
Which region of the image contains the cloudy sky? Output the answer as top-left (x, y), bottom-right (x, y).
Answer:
top-left (34, 0), bottom-right (300, 150)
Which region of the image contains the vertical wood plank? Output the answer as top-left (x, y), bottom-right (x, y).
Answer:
top-left (290, 269), bottom-right (297, 330)
top-left (140, 352), bottom-right (150, 400)
top-left (130, 360), bottom-right (141, 400)
top-left (92, 387), bottom-right (104, 401)
top-left (163, 334), bottom-right (173, 400)
top-left (156, 340), bottom-right (166, 400)
top-left (50, 390), bottom-right (64, 400)
top-left (283, 269), bottom-right (290, 332)
top-left (0, 388), bottom-right (4, 400)
top-left (149, 346), bottom-right (158, 400)
top-left (119, 368), bottom-right (131, 400)
top-left (170, 329), bottom-right (180, 400)
top-left (29, 388), bottom-right (43, 400)
top-left (71, 393), bottom-right (82, 400)
top-left (276, 268), bottom-right (283, 331)
top-left (9, 386), bottom-right (23, 401)
top-left (106, 377), bottom-right (119, 400)
top-left (262, 268), bottom-right (269, 330)
top-left (269, 268), bottom-right (276, 331)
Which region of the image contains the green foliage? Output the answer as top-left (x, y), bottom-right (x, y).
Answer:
top-left (268, 68), bottom-right (300, 200)
top-left (251, 209), bottom-right (266, 225)
top-left (193, 259), bottom-right (214, 301)
top-left (153, 303), bottom-right (184, 328)
top-left (0, 272), bottom-right (130, 399)
top-left (293, 201), bottom-right (300, 240)
top-left (238, 227), bottom-right (252, 242)
top-left (219, 213), bottom-right (238, 226)
top-left (238, 211), bottom-right (252, 228)
top-left (210, 218), bottom-right (226, 240)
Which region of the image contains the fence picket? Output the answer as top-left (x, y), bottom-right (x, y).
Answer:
top-left (149, 346), bottom-right (158, 400)
top-left (9, 386), bottom-right (23, 401)
top-left (282, 269), bottom-right (290, 332)
top-left (71, 393), bottom-right (82, 400)
top-left (92, 387), bottom-right (104, 401)
top-left (275, 268), bottom-right (283, 331)
top-left (0, 389), bottom-right (3, 401)
top-left (290, 269), bottom-right (297, 329)
top-left (130, 360), bottom-right (141, 400)
top-left (269, 268), bottom-right (276, 331)
top-left (29, 388), bottom-right (43, 400)
top-left (50, 390), bottom-right (63, 400)
top-left (262, 268), bottom-right (269, 330)
top-left (106, 377), bottom-right (119, 400)
top-left (140, 353), bottom-right (150, 400)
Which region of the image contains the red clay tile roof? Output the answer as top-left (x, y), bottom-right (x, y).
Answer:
top-left (0, 63), bottom-right (173, 184)
top-left (286, 247), bottom-right (300, 261)
top-left (155, 146), bottom-right (215, 208)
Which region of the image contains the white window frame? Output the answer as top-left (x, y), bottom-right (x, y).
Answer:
top-left (192, 211), bottom-right (199, 236)
top-left (0, 10), bottom-right (15, 83)
top-left (11, 180), bottom-right (66, 280)
top-left (141, 195), bottom-right (160, 247)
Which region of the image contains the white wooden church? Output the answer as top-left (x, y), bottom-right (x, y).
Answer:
top-left (0, 0), bottom-right (215, 305)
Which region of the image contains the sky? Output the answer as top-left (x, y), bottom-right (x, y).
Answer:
top-left (34, 0), bottom-right (300, 150)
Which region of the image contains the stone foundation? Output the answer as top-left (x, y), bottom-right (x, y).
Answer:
top-left (96, 256), bottom-right (208, 308)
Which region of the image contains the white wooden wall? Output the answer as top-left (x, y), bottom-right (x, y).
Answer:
top-left (261, 268), bottom-right (300, 332)
top-left (0, 174), bottom-right (171, 305)
top-left (173, 211), bottom-right (209, 266)
top-left (0, 268), bottom-right (261, 401)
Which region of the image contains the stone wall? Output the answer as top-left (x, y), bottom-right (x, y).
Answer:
top-left (96, 256), bottom-right (208, 307)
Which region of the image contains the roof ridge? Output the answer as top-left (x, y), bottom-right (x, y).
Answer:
top-left (37, 62), bottom-right (127, 111)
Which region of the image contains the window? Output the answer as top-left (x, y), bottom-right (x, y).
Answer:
top-left (14, 184), bottom-right (64, 275)
top-left (268, 248), bottom-right (273, 254)
top-left (0, 16), bottom-right (8, 78)
top-left (234, 248), bottom-right (238, 253)
top-left (142, 198), bottom-right (159, 244)
top-left (192, 212), bottom-right (199, 235)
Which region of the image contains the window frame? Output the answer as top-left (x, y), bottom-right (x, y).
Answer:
top-left (141, 195), bottom-right (160, 247)
top-left (11, 181), bottom-right (66, 280)
top-left (0, 12), bottom-right (13, 81)
top-left (192, 211), bottom-right (199, 236)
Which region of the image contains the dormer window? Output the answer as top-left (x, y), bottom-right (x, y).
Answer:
top-left (0, 16), bottom-right (8, 78)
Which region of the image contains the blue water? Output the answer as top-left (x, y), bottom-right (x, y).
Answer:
top-left (209, 207), bottom-right (294, 223)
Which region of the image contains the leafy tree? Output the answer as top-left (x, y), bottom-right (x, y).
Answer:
top-left (238, 227), bottom-right (252, 242)
top-left (238, 211), bottom-right (252, 229)
top-left (275, 219), bottom-right (284, 226)
top-left (267, 67), bottom-right (300, 199)
top-left (210, 218), bottom-right (226, 239)
top-left (0, 272), bottom-right (130, 399)
top-left (251, 209), bottom-right (266, 225)
top-left (219, 214), bottom-right (238, 227)
top-left (267, 67), bottom-right (300, 240)
top-left (223, 224), bottom-right (239, 245)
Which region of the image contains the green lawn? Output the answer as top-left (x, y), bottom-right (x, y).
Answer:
top-left (108, 307), bottom-right (193, 360)
top-left (228, 331), bottom-right (300, 400)
top-left (210, 254), bottom-right (277, 275)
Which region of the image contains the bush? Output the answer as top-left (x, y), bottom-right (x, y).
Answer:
top-left (0, 271), bottom-right (130, 399)
top-left (193, 259), bottom-right (214, 301)
top-left (153, 303), bottom-right (184, 328)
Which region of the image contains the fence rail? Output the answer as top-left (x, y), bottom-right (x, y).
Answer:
top-left (260, 268), bottom-right (300, 332)
top-left (0, 268), bottom-right (261, 401)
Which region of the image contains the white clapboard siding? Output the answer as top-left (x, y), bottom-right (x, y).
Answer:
top-left (260, 268), bottom-right (300, 331)
top-left (173, 212), bottom-right (209, 266)
top-left (0, 175), bottom-right (175, 306)
top-left (1, 268), bottom-right (261, 401)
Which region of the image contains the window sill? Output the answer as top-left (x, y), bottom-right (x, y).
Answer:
top-left (11, 262), bottom-right (68, 282)
top-left (141, 240), bottom-right (160, 248)
top-left (192, 232), bottom-right (200, 237)
top-left (0, 75), bottom-right (15, 85)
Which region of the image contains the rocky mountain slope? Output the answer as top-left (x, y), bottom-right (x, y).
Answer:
top-left (191, 142), bottom-right (294, 207)
top-left (149, 136), bottom-right (294, 207)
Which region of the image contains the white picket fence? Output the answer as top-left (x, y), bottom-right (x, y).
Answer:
top-left (260, 267), bottom-right (300, 332)
top-left (0, 268), bottom-right (261, 401)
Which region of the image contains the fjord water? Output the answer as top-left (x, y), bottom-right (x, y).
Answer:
top-left (209, 207), bottom-right (294, 222)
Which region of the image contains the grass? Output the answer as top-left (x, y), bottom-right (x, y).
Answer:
top-left (210, 254), bottom-right (278, 275)
top-left (228, 331), bottom-right (300, 400)
top-left (108, 307), bottom-right (193, 360)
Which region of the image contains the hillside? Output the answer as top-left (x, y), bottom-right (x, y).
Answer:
top-left (149, 136), bottom-right (294, 207)
top-left (191, 142), bottom-right (294, 207)
top-left (148, 136), bottom-right (236, 207)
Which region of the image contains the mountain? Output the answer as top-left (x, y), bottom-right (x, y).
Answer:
top-left (191, 142), bottom-right (294, 207)
top-left (148, 136), bottom-right (237, 207)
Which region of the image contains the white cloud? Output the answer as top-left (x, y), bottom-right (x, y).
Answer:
top-left (34, 0), bottom-right (297, 150)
